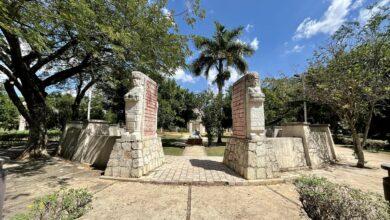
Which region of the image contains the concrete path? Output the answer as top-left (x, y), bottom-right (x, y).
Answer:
top-left (182, 145), bottom-right (207, 156)
top-left (2, 145), bottom-right (390, 219)
top-left (141, 156), bottom-right (246, 184)
top-left (81, 182), bottom-right (304, 220)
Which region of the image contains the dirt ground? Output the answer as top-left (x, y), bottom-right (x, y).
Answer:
top-left (2, 145), bottom-right (389, 219)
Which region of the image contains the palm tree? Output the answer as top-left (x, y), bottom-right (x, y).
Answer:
top-left (191, 21), bottom-right (255, 143)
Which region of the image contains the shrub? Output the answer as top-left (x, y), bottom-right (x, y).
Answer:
top-left (0, 130), bottom-right (62, 143)
top-left (294, 176), bottom-right (390, 220)
top-left (12, 188), bottom-right (92, 220)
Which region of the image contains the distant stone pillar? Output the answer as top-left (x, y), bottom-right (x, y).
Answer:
top-left (224, 72), bottom-right (280, 180)
top-left (188, 122), bottom-right (193, 134)
top-left (105, 71), bottom-right (164, 178)
top-left (18, 115), bottom-right (26, 131)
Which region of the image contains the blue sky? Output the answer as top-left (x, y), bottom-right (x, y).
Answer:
top-left (166, 0), bottom-right (388, 93)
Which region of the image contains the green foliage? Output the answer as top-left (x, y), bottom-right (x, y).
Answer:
top-left (197, 91), bottom-right (221, 145)
top-left (0, 86), bottom-right (19, 130)
top-left (46, 93), bottom-right (74, 130)
top-left (262, 76), bottom-right (301, 125)
top-left (305, 7), bottom-right (390, 167)
top-left (0, 0), bottom-right (204, 154)
top-left (295, 176), bottom-right (390, 220)
top-left (11, 188), bottom-right (92, 220)
top-left (0, 130), bottom-right (61, 142)
top-left (158, 79), bottom-right (197, 129)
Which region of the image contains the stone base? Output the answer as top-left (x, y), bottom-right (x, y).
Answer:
top-left (58, 121), bottom-right (122, 168)
top-left (223, 138), bottom-right (281, 180)
top-left (104, 135), bottom-right (165, 178)
top-left (223, 137), bottom-right (311, 180)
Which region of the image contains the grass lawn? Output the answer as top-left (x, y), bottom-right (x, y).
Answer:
top-left (163, 147), bottom-right (184, 156)
top-left (160, 132), bottom-right (187, 156)
top-left (205, 146), bottom-right (226, 156)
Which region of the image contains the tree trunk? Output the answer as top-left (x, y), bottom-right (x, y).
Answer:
top-left (19, 102), bottom-right (49, 159)
top-left (216, 84), bottom-right (223, 144)
top-left (71, 102), bottom-right (81, 121)
top-left (362, 103), bottom-right (375, 148)
top-left (351, 126), bottom-right (365, 168)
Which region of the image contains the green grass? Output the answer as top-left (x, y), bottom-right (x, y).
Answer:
top-left (163, 147), bottom-right (184, 156)
top-left (161, 136), bottom-right (185, 156)
top-left (205, 146), bottom-right (225, 156)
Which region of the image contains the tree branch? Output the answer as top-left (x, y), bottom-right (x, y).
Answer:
top-left (0, 26), bottom-right (24, 73)
top-left (42, 54), bottom-right (92, 87)
top-left (22, 51), bottom-right (39, 65)
top-left (0, 64), bottom-right (23, 90)
top-left (30, 39), bottom-right (78, 73)
top-left (4, 80), bottom-right (32, 124)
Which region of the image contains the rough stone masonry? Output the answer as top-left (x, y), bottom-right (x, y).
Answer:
top-left (223, 72), bottom-right (336, 180)
top-left (104, 71), bottom-right (165, 178)
top-left (224, 72), bottom-right (280, 179)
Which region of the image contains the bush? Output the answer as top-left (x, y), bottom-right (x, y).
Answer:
top-left (294, 176), bottom-right (390, 220)
top-left (0, 130), bottom-right (62, 143)
top-left (12, 188), bottom-right (92, 220)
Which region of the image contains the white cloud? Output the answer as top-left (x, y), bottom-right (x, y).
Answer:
top-left (285, 44), bottom-right (305, 54)
top-left (172, 68), bottom-right (196, 83)
top-left (250, 37), bottom-right (259, 50)
top-left (294, 0), bottom-right (353, 39)
top-left (358, 0), bottom-right (389, 24)
top-left (19, 39), bottom-right (32, 56)
top-left (205, 67), bottom-right (240, 93)
top-left (0, 73), bottom-right (7, 83)
top-left (161, 7), bottom-right (171, 16)
top-left (245, 24), bottom-right (254, 32)
top-left (352, 0), bottom-right (365, 9)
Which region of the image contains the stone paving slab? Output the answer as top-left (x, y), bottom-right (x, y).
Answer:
top-left (182, 145), bottom-right (207, 156)
top-left (101, 156), bottom-right (296, 186)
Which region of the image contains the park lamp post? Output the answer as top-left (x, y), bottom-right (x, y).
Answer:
top-left (294, 73), bottom-right (307, 123)
top-left (87, 86), bottom-right (93, 121)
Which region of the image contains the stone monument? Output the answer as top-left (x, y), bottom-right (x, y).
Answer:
top-left (104, 71), bottom-right (165, 178)
top-left (224, 72), bottom-right (336, 180)
top-left (223, 72), bottom-right (280, 179)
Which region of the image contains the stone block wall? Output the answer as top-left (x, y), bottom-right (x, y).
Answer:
top-left (104, 71), bottom-right (165, 178)
top-left (232, 78), bottom-right (246, 138)
top-left (58, 120), bottom-right (122, 168)
top-left (104, 135), bottom-right (164, 178)
top-left (231, 72), bottom-right (265, 139)
top-left (223, 72), bottom-right (336, 180)
top-left (279, 123), bottom-right (336, 168)
top-left (224, 137), bottom-right (307, 180)
top-left (268, 138), bottom-right (306, 171)
top-left (224, 138), bottom-right (280, 179)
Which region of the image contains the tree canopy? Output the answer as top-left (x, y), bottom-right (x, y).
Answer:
top-left (0, 0), bottom-right (203, 158)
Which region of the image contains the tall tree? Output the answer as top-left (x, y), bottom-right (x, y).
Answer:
top-left (191, 21), bottom-right (255, 142)
top-left (0, 0), bottom-right (202, 158)
top-left (0, 84), bottom-right (18, 130)
top-left (306, 8), bottom-right (389, 167)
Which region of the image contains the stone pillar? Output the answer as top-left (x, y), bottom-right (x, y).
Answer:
top-left (105, 71), bottom-right (164, 178)
top-left (223, 72), bottom-right (280, 179)
top-left (188, 121), bottom-right (193, 134)
top-left (18, 115), bottom-right (26, 131)
top-left (231, 73), bottom-right (265, 140)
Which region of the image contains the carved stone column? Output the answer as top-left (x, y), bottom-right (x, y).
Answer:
top-left (105, 71), bottom-right (164, 178)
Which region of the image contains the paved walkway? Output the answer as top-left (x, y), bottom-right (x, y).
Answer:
top-left (142, 156), bottom-right (247, 185)
top-left (2, 145), bottom-right (390, 219)
top-left (182, 145), bottom-right (207, 156)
